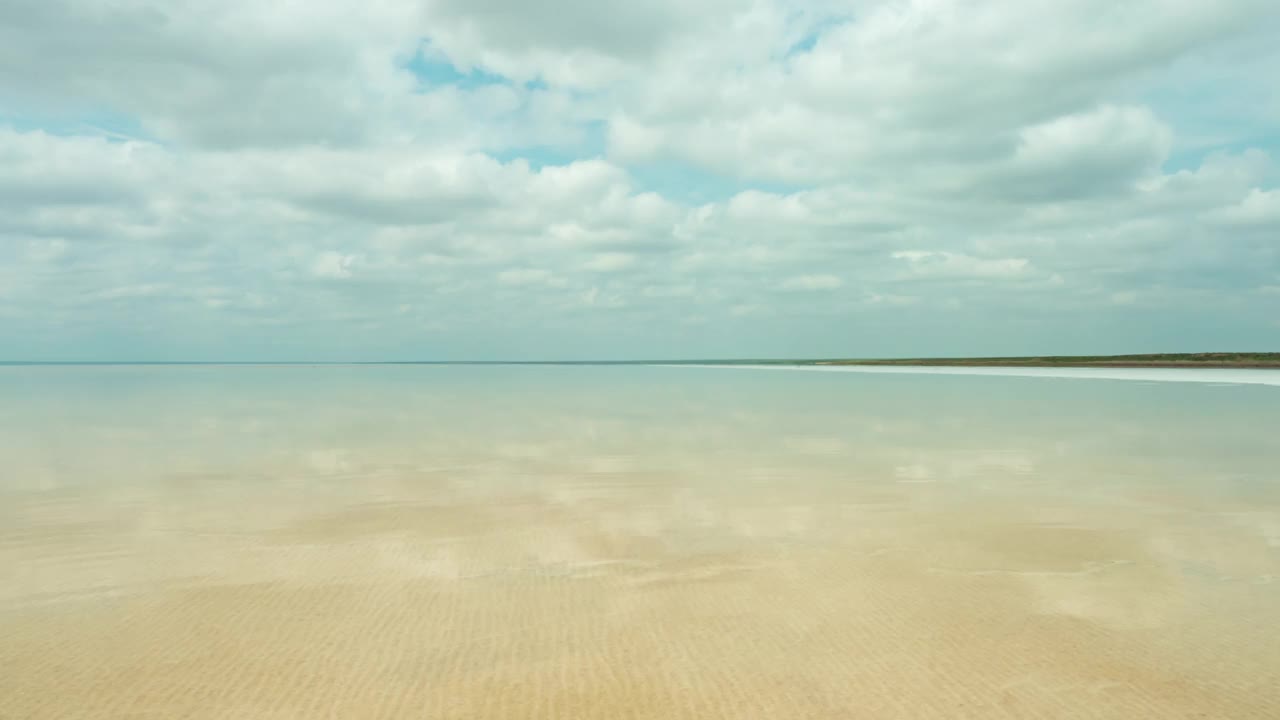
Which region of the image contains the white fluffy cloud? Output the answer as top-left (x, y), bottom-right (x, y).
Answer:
top-left (1215, 188), bottom-right (1280, 227)
top-left (892, 252), bottom-right (1031, 280)
top-left (1, 0), bottom-right (1277, 359)
top-left (781, 275), bottom-right (844, 291)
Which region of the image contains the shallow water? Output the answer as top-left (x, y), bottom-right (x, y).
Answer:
top-left (2, 365), bottom-right (1278, 719)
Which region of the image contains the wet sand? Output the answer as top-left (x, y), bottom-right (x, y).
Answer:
top-left (2, 365), bottom-right (1278, 718)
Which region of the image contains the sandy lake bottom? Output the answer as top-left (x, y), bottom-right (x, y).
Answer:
top-left (2, 365), bottom-right (1278, 719)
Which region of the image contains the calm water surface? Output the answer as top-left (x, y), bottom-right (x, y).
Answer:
top-left (2, 366), bottom-right (1278, 718)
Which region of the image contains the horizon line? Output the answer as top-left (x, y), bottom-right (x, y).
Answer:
top-left (3, 351), bottom-right (1278, 367)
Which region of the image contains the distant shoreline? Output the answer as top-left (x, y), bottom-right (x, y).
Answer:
top-left (818, 363), bottom-right (1280, 368)
top-left (796, 353), bottom-right (1280, 369)
top-left (805, 359), bottom-right (1279, 369)
top-left (661, 353), bottom-right (1280, 369)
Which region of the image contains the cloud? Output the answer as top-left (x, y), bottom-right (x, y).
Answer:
top-left (24, 239), bottom-right (69, 263)
top-left (0, 129), bottom-right (169, 208)
top-left (604, 0), bottom-right (1276, 184)
top-left (419, 0), bottom-right (747, 88)
top-left (1213, 188), bottom-right (1280, 227)
top-left (0, 0), bottom-right (1277, 360)
top-left (582, 252), bottom-right (636, 272)
top-left (892, 252), bottom-right (1032, 280)
top-left (0, 0), bottom-right (418, 148)
top-left (780, 274), bottom-right (843, 291)
top-left (497, 268), bottom-right (565, 287)
top-left (312, 252), bottom-right (358, 279)
top-left (987, 105), bottom-right (1173, 201)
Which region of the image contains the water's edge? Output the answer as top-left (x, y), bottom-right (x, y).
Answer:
top-left (658, 363), bottom-right (1280, 387)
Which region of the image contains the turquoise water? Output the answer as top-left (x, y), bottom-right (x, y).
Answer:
top-left (2, 365), bottom-right (1278, 718)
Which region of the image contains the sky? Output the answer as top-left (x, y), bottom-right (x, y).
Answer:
top-left (1, 0), bottom-right (1278, 361)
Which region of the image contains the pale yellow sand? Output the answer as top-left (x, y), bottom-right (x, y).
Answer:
top-left (4, 473), bottom-right (1279, 718)
top-left (1, 367), bottom-right (1278, 718)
